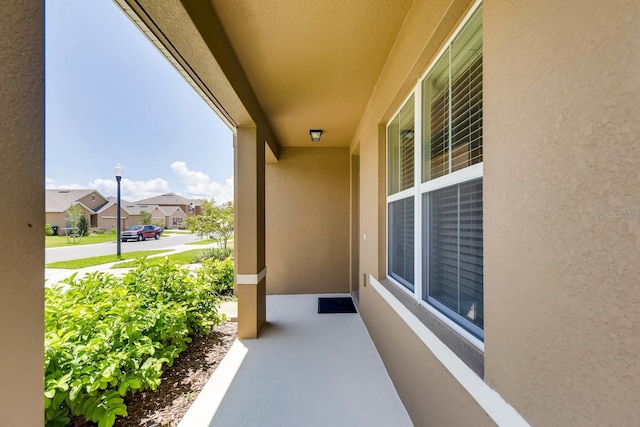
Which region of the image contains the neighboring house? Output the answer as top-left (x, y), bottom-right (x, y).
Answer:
top-left (45, 189), bottom-right (109, 233)
top-left (157, 206), bottom-right (187, 228)
top-left (4, 1), bottom-right (639, 427)
top-left (133, 192), bottom-right (202, 217)
top-left (94, 197), bottom-right (135, 231)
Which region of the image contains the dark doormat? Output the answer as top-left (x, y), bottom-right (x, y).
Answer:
top-left (318, 297), bottom-right (357, 314)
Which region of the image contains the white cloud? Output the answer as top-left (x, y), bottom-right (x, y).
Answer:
top-left (89, 177), bottom-right (171, 201)
top-left (45, 177), bottom-right (85, 190)
top-left (171, 161), bottom-right (234, 203)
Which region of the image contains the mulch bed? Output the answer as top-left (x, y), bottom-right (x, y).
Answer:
top-left (72, 321), bottom-right (237, 427)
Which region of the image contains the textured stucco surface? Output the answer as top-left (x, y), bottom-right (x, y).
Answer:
top-left (266, 147), bottom-right (350, 294)
top-left (355, 0), bottom-right (475, 281)
top-left (0, 1), bottom-right (45, 424)
top-left (483, 1), bottom-right (640, 425)
top-left (360, 283), bottom-right (495, 427)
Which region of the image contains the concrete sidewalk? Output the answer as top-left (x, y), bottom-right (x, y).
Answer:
top-left (45, 240), bottom-right (216, 286)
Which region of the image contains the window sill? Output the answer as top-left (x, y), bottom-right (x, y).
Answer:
top-left (377, 277), bottom-right (484, 378)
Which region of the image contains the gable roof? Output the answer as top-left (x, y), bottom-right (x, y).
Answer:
top-left (123, 204), bottom-right (162, 215)
top-left (134, 192), bottom-right (201, 206)
top-left (45, 189), bottom-right (106, 213)
top-left (158, 206), bottom-right (185, 216)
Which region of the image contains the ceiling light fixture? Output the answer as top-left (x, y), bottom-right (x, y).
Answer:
top-left (310, 129), bottom-right (323, 142)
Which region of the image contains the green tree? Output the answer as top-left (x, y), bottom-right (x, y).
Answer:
top-left (211, 202), bottom-right (234, 250)
top-left (78, 214), bottom-right (90, 237)
top-left (140, 211), bottom-right (153, 225)
top-left (65, 203), bottom-right (85, 242)
top-left (185, 199), bottom-right (234, 249)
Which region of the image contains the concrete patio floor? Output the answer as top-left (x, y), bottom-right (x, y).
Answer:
top-left (180, 294), bottom-right (413, 427)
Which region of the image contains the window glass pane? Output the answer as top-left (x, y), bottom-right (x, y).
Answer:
top-left (389, 197), bottom-right (414, 291)
top-left (426, 179), bottom-right (483, 334)
top-left (458, 179), bottom-right (483, 329)
top-left (422, 52), bottom-right (449, 182)
top-left (388, 95), bottom-right (415, 194)
top-left (421, 6), bottom-right (482, 182)
top-left (451, 7), bottom-right (483, 173)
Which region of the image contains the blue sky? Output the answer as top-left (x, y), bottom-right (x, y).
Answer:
top-left (45, 0), bottom-right (234, 202)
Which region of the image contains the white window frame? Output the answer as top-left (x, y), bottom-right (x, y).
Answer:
top-left (386, 0), bottom-right (484, 351)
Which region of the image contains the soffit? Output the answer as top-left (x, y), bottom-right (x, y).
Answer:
top-left (212, 0), bottom-right (413, 147)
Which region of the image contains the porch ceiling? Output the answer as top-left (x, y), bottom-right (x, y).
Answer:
top-left (211, 0), bottom-right (413, 147)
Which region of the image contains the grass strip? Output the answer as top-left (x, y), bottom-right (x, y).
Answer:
top-left (46, 250), bottom-right (172, 269)
top-left (45, 234), bottom-right (118, 248)
top-left (186, 239), bottom-right (216, 245)
top-left (112, 249), bottom-right (203, 268)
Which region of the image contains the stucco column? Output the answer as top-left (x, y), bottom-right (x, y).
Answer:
top-left (0, 1), bottom-right (44, 424)
top-left (234, 126), bottom-right (267, 338)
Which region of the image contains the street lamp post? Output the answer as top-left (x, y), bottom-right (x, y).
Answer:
top-left (115, 163), bottom-right (123, 258)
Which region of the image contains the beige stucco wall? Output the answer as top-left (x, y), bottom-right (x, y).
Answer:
top-left (77, 191), bottom-right (108, 211)
top-left (46, 212), bottom-right (67, 230)
top-left (97, 205), bottom-right (129, 231)
top-left (483, 1), bottom-right (640, 425)
top-left (360, 283), bottom-right (495, 426)
top-left (266, 147), bottom-right (350, 294)
top-left (0, 1), bottom-right (44, 425)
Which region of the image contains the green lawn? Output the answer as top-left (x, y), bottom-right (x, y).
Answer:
top-left (45, 250), bottom-right (172, 269)
top-left (111, 249), bottom-right (203, 268)
top-left (45, 233), bottom-right (117, 248)
top-left (186, 238), bottom-right (216, 245)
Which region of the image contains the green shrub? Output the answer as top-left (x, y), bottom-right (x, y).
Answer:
top-left (108, 228), bottom-right (118, 234)
top-left (195, 247), bottom-right (233, 263)
top-left (78, 215), bottom-right (90, 237)
top-left (45, 224), bottom-right (54, 236)
top-left (90, 227), bottom-right (105, 235)
top-left (44, 258), bottom-right (223, 427)
top-left (195, 257), bottom-right (234, 296)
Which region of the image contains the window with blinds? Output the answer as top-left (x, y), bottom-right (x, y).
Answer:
top-left (388, 95), bottom-right (415, 195)
top-left (389, 198), bottom-right (415, 291)
top-left (422, 6), bottom-right (482, 182)
top-left (424, 179), bottom-right (483, 336)
top-left (386, 3), bottom-right (483, 342)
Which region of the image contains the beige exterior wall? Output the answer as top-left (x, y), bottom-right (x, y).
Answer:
top-left (97, 205), bottom-right (129, 231)
top-left (46, 212), bottom-right (67, 230)
top-left (350, 0), bottom-right (640, 426)
top-left (77, 191), bottom-right (108, 211)
top-left (482, 1), bottom-right (640, 425)
top-left (266, 147), bottom-right (350, 294)
top-left (360, 283), bottom-right (495, 426)
top-left (0, 1), bottom-right (44, 424)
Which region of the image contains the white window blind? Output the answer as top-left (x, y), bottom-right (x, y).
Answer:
top-left (425, 179), bottom-right (483, 336)
top-left (388, 95), bottom-right (415, 195)
top-left (422, 7), bottom-right (483, 182)
top-left (389, 197), bottom-right (415, 291)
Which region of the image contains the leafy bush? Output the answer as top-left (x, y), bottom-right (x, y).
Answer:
top-left (45, 223), bottom-right (54, 236)
top-left (195, 256), bottom-right (234, 296)
top-left (90, 227), bottom-right (105, 235)
top-left (108, 228), bottom-right (118, 234)
top-left (194, 247), bottom-right (233, 263)
top-left (44, 259), bottom-right (224, 427)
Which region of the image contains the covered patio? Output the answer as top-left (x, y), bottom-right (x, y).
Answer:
top-left (180, 294), bottom-right (412, 427)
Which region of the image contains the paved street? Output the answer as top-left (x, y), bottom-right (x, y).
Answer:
top-left (45, 233), bottom-right (218, 286)
top-left (45, 232), bottom-right (204, 263)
